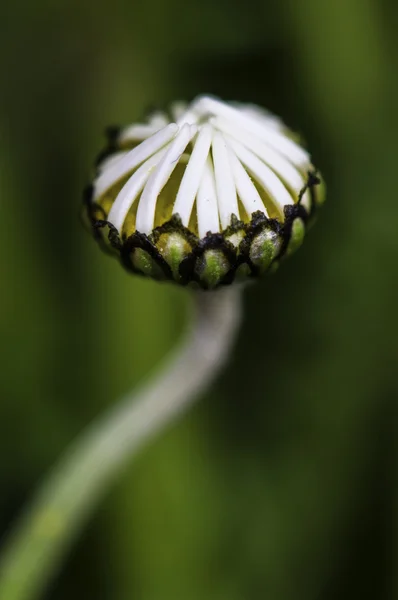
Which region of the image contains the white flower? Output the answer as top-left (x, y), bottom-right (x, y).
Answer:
top-left (84, 95), bottom-right (324, 289)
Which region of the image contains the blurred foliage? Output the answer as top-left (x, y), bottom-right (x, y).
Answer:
top-left (0, 0), bottom-right (397, 598)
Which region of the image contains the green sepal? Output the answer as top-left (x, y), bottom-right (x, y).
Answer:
top-left (249, 228), bottom-right (282, 274)
top-left (285, 218), bottom-right (305, 257)
top-left (195, 249), bottom-right (232, 290)
top-left (130, 248), bottom-right (166, 280)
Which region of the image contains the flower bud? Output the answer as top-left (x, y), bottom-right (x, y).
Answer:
top-left (83, 95), bottom-right (325, 289)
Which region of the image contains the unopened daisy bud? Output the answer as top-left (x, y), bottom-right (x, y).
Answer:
top-left (83, 95), bottom-right (325, 289)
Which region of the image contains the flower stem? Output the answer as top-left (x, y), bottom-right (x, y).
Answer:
top-left (0, 286), bottom-right (243, 600)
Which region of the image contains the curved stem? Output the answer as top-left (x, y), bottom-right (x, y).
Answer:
top-left (0, 286), bottom-right (243, 600)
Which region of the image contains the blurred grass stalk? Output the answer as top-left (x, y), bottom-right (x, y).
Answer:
top-left (0, 287), bottom-right (242, 600)
top-left (283, 0), bottom-right (397, 596)
top-left (285, 0), bottom-right (389, 146)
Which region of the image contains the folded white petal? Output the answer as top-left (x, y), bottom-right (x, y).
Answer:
top-left (212, 132), bottom-right (239, 228)
top-left (148, 112), bottom-right (169, 128)
top-left (212, 116), bottom-right (307, 196)
top-left (238, 104), bottom-right (284, 130)
top-left (194, 96), bottom-right (309, 167)
top-left (94, 123), bottom-right (178, 201)
top-left (227, 146), bottom-right (268, 218)
top-left (227, 137), bottom-right (294, 216)
top-left (97, 151), bottom-right (129, 173)
top-left (170, 101), bottom-right (188, 121)
top-left (197, 157), bottom-right (220, 238)
top-left (173, 124), bottom-right (213, 226)
top-left (107, 146), bottom-right (170, 233)
top-left (118, 124), bottom-right (164, 143)
top-left (94, 95), bottom-right (317, 237)
top-left (136, 124), bottom-right (197, 234)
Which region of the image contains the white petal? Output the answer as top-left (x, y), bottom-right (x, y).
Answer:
top-left (171, 101), bottom-right (200, 127)
top-left (173, 124), bottom-right (213, 226)
top-left (170, 101), bottom-right (188, 121)
top-left (194, 96), bottom-right (309, 167)
top-left (136, 124), bottom-right (197, 234)
top-left (212, 116), bottom-right (307, 196)
top-left (227, 146), bottom-right (268, 218)
top-left (94, 123), bottom-right (178, 201)
top-left (148, 111), bottom-right (169, 128)
top-left (118, 124), bottom-right (163, 143)
top-left (227, 137), bottom-right (294, 216)
top-left (197, 157), bottom-right (220, 237)
top-left (212, 132), bottom-right (239, 229)
top-left (238, 104), bottom-right (284, 130)
top-left (176, 110), bottom-right (199, 127)
top-left (97, 151), bottom-right (129, 173)
top-left (107, 146), bottom-right (170, 233)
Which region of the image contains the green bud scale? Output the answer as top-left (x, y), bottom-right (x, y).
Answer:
top-left (83, 95), bottom-right (325, 289)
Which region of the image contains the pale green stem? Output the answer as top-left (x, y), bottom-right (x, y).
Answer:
top-left (0, 286), bottom-right (243, 600)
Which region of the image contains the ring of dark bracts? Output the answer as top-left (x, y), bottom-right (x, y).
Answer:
top-left (82, 171), bottom-right (321, 290)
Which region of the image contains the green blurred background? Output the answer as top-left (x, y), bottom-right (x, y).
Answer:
top-left (1, 0), bottom-right (397, 598)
